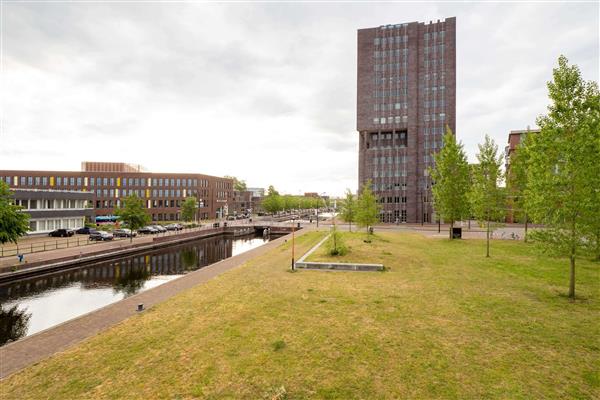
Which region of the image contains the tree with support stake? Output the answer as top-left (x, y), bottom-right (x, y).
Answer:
top-left (429, 127), bottom-right (471, 239)
top-left (524, 55), bottom-right (599, 300)
top-left (115, 194), bottom-right (151, 242)
top-left (469, 135), bottom-right (506, 257)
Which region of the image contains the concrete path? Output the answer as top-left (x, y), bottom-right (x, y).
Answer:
top-left (0, 228), bottom-right (312, 380)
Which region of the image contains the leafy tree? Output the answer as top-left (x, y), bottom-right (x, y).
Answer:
top-left (0, 181), bottom-right (30, 244)
top-left (506, 132), bottom-right (533, 240)
top-left (0, 305), bottom-right (31, 345)
top-left (339, 189), bottom-right (356, 232)
top-left (262, 186), bottom-right (283, 215)
top-left (469, 135), bottom-right (506, 257)
top-left (115, 194), bottom-right (151, 241)
top-left (355, 181), bottom-right (380, 235)
top-left (429, 127), bottom-right (471, 239)
top-left (224, 176), bottom-right (247, 192)
top-left (180, 197), bottom-right (198, 222)
top-left (525, 55), bottom-right (599, 299)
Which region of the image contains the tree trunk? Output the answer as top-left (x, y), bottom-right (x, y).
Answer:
top-left (524, 213), bottom-right (528, 243)
top-left (486, 219), bottom-right (490, 258)
top-left (449, 220), bottom-right (454, 240)
top-left (569, 254), bottom-right (576, 299)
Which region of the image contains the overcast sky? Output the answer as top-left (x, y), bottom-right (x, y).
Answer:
top-left (0, 2), bottom-right (598, 196)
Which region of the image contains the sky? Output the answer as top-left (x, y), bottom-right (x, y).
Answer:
top-left (0, 1), bottom-right (598, 197)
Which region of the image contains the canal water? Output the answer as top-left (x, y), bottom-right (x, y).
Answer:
top-left (0, 234), bottom-right (275, 346)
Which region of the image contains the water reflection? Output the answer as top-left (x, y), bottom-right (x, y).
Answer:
top-left (0, 305), bottom-right (31, 345)
top-left (0, 234), bottom-right (273, 345)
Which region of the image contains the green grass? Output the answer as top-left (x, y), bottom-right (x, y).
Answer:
top-left (2, 231), bottom-right (599, 399)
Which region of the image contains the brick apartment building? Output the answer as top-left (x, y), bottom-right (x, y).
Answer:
top-left (357, 17), bottom-right (456, 223)
top-left (1, 162), bottom-right (233, 222)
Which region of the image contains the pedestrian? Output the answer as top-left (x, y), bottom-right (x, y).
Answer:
top-left (17, 253), bottom-right (24, 263)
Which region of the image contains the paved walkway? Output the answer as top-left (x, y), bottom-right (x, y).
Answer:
top-left (0, 227), bottom-right (311, 380)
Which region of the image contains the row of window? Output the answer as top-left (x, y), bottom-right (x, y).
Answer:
top-left (373, 116), bottom-right (409, 125)
top-left (424, 99), bottom-right (446, 108)
top-left (373, 170), bottom-right (408, 178)
top-left (371, 182), bottom-right (408, 191)
top-left (14, 199), bottom-right (87, 210)
top-left (2, 176), bottom-right (230, 190)
top-left (374, 76), bottom-right (409, 85)
top-left (424, 44), bottom-right (445, 54)
top-left (423, 72), bottom-right (446, 81)
top-left (423, 59), bottom-right (445, 68)
top-left (379, 196), bottom-right (408, 204)
top-left (374, 35), bottom-right (409, 46)
top-left (29, 218), bottom-right (85, 233)
top-left (374, 102), bottom-right (409, 112)
top-left (424, 113), bottom-right (446, 122)
top-left (372, 155), bottom-right (410, 165)
top-left (374, 62), bottom-right (408, 72)
top-left (95, 199), bottom-right (208, 209)
top-left (373, 88), bottom-right (408, 98)
top-left (374, 48), bottom-right (408, 58)
top-left (424, 31), bottom-right (446, 41)
top-left (94, 188), bottom-right (214, 199)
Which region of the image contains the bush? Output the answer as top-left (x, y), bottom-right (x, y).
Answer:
top-left (327, 228), bottom-right (348, 256)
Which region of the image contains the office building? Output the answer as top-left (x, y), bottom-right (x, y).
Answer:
top-left (357, 17), bottom-right (456, 223)
top-left (1, 162), bottom-right (233, 222)
top-left (12, 189), bottom-right (94, 234)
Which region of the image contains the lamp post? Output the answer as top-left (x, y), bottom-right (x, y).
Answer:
top-left (291, 218), bottom-right (295, 271)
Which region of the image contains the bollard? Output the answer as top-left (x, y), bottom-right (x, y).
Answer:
top-left (137, 303), bottom-right (144, 312)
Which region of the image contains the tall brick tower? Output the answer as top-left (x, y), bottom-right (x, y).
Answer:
top-left (357, 18), bottom-right (456, 223)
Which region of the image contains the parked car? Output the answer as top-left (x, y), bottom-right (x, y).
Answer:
top-left (113, 228), bottom-right (137, 238)
top-left (165, 223), bottom-right (183, 231)
top-left (226, 215), bottom-right (236, 221)
top-left (75, 227), bottom-right (98, 235)
top-left (88, 231), bottom-right (114, 241)
top-left (137, 226), bottom-right (159, 234)
top-left (49, 229), bottom-right (74, 237)
top-left (151, 225), bottom-right (167, 233)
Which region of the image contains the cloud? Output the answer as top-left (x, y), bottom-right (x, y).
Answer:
top-left (1, 2), bottom-right (598, 196)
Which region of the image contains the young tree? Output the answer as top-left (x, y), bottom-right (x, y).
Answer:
top-left (115, 194), bottom-right (151, 242)
top-left (339, 189), bottom-right (356, 232)
top-left (469, 135), bottom-right (506, 257)
top-left (180, 197), bottom-right (198, 223)
top-left (0, 181), bottom-right (30, 245)
top-left (506, 132), bottom-right (533, 240)
top-left (355, 181), bottom-right (380, 235)
top-left (525, 55), bottom-right (599, 299)
top-left (429, 127), bottom-right (471, 239)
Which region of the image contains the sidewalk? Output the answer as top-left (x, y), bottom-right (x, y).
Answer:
top-left (0, 227), bottom-right (311, 380)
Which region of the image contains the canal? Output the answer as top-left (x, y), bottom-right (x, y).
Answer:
top-left (0, 233), bottom-right (276, 346)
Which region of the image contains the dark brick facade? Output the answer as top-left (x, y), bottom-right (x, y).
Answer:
top-left (357, 18), bottom-right (456, 223)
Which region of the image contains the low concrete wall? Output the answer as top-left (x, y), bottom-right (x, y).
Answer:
top-left (295, 233), bottom-right (384, 272)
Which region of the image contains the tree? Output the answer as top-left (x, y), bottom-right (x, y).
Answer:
top-left (355, 181), bottom-right (380, 235)
top-left (469, 135), bottom-right (506, 257)
top-left (224, 176), bottom-right (247, 192)
top-left (115, 194), bottom-right (151, 242)
top-left (429, 127), bottom-right (471, 239)
top-left (0, 181), bottom-right (30, 245)
top-left (506, 132), bottom-right (533, 240)
top-left (181, 197), bottom-right (198, 223)
top-left (262, 186), bottom-right (283, 215)
top-left (339, 189), bottom-right (356, 232)
top-left (525, 55), bottom-right (599, 299)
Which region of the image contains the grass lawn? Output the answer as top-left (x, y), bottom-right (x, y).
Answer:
top-left (1, 231), bottom-right (598, 399)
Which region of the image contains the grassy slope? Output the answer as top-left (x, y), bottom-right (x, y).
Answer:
top-left (2, 231), bottom-right (599, 399)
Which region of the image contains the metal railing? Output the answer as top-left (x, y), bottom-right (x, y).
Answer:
top-left (0, 219), bottom-right (298, 258)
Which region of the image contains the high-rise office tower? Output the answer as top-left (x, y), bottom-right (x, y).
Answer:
top-left (357, 18), bottom-right (456, 223)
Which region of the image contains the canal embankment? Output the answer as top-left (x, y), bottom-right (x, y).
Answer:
top-left (0, 226), bottom-right (313, 380)
top-left (0, 224), bottom-right (300, 282)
